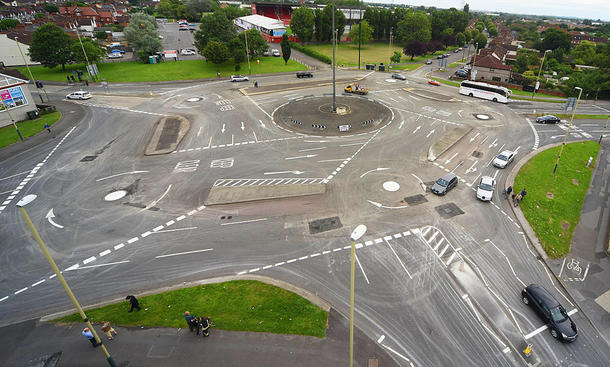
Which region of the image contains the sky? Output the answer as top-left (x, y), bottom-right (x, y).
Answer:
top-left (370, 0), bottom-right (610, 22)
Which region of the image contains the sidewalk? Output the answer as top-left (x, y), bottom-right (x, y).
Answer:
top-left (0, 309), bottom-right (398, 367)
top-left (506, 140), bottom-right (610, 344)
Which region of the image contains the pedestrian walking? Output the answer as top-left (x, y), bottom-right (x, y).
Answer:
top-left (100, 321), bottom-right (117, 340)
top-left (125, 295), bottom-right (141, 312)
top-left (66, 75), bottom-right (71, 84)
top-left (82, 327), bottom-right (99, 347)
top-left (504, 186), bottom-right (512, 200)
top-left (520, 188), bottom-right (527, 200)
top-left (185, 311), bottom-right (195, 331)
top-left (514, 194), bottom-right (522, 207)
top-left (217, 71), bottom-right (221, 78)
top-left (254, 81), bottom-right (258, 88)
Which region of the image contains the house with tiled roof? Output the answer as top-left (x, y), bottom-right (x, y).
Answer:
top-left (0, 30), bottom-right (39, 66)
top-left (570, 31), bottom-right (608, 45)
top-left (471, 54), bottom-right (513, 83)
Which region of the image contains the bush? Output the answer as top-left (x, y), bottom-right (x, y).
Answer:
top-left (235, 64), bottom-right (241, 71)
top-left (291, 43), bottom-right (331, 64)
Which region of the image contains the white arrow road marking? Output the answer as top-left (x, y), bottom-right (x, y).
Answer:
top-left (259, 119), bottom-right (265, 128)
top-left (241, 121), bottom-right (245, 131)
top-left (367, 200), bottom-right (382, 208)
top-left (410, 173), bottom-right (427, 192)
top-left (285, 154), bottom-right (317, 160)
top-left (445, 152), bottom-right (458, 164)
top-left (514, 145), bottom-right (521, 154)
top-left (469, 132), bottom-right (480, 142)
top-left (221, 124), bottom-right (226, 133)
top-left (465, 161), bottom-right (478, 174)
top-left (264, 171), bottom-right (305, 175)
top-left (95, 171), bottom-right (149, 182)
top-left (299, 147), bottom-right (326, 152)
top-left (488, 138), bottom-right (498, 148)
top-left (141, 184), bottom-right (172, 212)
top-left (367, 200), bottom-right (409, 209)
top-left (426, 129), bottom-right (435, 138)
top-left (360, 167), bottom-right (390, 178)
top-left (399, 120), bottom-right (405, 129)
top-left (197, 126), bottom-right (203, 136)
top-left (155, 248), bottom-right (213, 259)
top-left (46, 209), bottom-right (64, 229)
top-left (412, 126), bottom-right (421, 134)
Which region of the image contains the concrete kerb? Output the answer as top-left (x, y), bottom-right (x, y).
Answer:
top-left (427, 125), bottom-right (472, 162)
top-left (40, 274), bottom-right (331, 322)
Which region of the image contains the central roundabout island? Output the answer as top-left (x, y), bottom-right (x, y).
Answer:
top-left (273, 95), bottom-right (393, 136)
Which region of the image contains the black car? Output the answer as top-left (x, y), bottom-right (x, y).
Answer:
top-left (431, 173), bottom-right (458, 195)
top-left (522, 284), bottom-right (578, 342)
top-left (391, 73), bottom-right (406, 80)
top-left (536, 115), bottom-right (561, 124)
top-left (297, 71), bottom-right (313, 78)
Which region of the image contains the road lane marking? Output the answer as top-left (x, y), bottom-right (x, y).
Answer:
top-left (0, 171), bottom-right (29, 181)
top-left (384, 239), bottom-right (412, 279)
top-left (95, 171), bottom-right (149, 182)
top-left (155, 248), bottom-right (213, 258)
top-left (75, 260), bottom-right (131, 270)
top-left (151, 227), bottom-right (197, 234)
top-left (220, 218), bottom-right (268, 226)
top-left (355, 253), bottom-right (370, 284)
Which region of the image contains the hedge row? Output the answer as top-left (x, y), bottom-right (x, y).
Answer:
top-left (291, 43), bottom-right (332, 64)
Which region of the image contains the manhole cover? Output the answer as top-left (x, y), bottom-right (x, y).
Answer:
top-left (309, 216), bottom-right (342, 234)
top-left (404, 194), bottom-right (428, 205)
top-left (383, 181), bottom-right (400, 192)
top-left (472, 151), bottom-right (482, 158)
top-left (104, 190), bottom-right (127, 201)
top-left (434, 203), bottom-right (464, 219)
top-left (475, 114), bottom-right (490, 120)
top-left (186, 97), bottom-right (201, 102)
top-left (81, 156), bottom-right (96, 162)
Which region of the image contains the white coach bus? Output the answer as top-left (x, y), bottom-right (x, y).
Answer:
top-left (459, 81), bottom-right (511, 103)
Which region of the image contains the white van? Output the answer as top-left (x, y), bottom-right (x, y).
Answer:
top-left (66, 91), bottom-right (92, 100)
top-left (107, 42), bottom-right (121, 48)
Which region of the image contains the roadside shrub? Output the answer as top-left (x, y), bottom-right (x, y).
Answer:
top-left (291, 43), bottom-right (331, 64)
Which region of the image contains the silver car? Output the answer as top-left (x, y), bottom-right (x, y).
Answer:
top-left (66, 91), bottom-right (92, 100)
top-left (493, 150), bottom-right (515, 168)
top-left (476, 176), bottom-right (495, 201)
top-left (230, 75), bottom-right (249, 82)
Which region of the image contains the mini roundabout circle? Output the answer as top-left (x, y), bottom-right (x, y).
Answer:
top-left (104, 190), bottom-right (128, 202)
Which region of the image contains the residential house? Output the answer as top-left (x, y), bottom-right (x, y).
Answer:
top-left (0, 30), bottom-right (39, 66)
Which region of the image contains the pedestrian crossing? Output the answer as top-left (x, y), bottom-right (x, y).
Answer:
top-left (213, 177), bottom-right (325, 187)
top-left (419, 225), bottom-right (462, 267)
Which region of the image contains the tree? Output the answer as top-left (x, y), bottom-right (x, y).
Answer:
top-left (474, 33), bottom-right (487, 49)
top-left (218, 5), bottom-right (250, 20)
top-left (124, 13), bottom-right (162, 62)
top-left (390, 51), bottom-right (401, 64)
top-left (157, 0), bottom-right (189, 20)
top-left (29, 23), bottom-right (73, 70)
top-left (281, 34), bottom-right (291, 64)
top-left (348, 20), bottom-right (373, 44)
top-left (185, 0), bottom-right (217, 21)
top-left (239, 29), bottom-right (268, 57)
top-left (0, 18), bottom-right (19, 31)
top-left (403, 40), bottom-right (427, 60)
top-left (514, 53), bottom-right (529, 73)
top-left (71, 38), bottom-right (106, 64)
top-left (35, 12), bottom-right (45, 19)
top-left (464, 3), bottom-right (469, 13)
top-left (228, 37), bottom-right (246, 70)
top-left (541, 28), bottom-right (571, 52)
top-left (488, 25), bottom-right (498, 37)
top-left (194, 11), bottom-right (235, 52)
top-left (290, 7), bottom-right (315, 43)
top-left (314, 5), bottom-right (346, 43)
top-left (396, 11), bottom-right (431, 45)
top-left (44, 3), bottom-right (59, 12)
top-left (571, 40), bottom-right (596, 64)
top-left (94, 31), bottom-right (108, 40)
top-left (203, 40), bottom-right (230, 64)
top-left (455, 32), bottom-right (466, 47)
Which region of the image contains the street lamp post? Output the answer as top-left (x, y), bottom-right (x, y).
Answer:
top-left (1, 98), bottom-right (23, 141)
top-left (470, 42), bottom-right (479, 81)
top-left (244, 30), bottom-right (251, 75)
top-left (17, 195), bottom-right (118, 367)
top-left (532, 50), bottom-right (551, 99)
top-left (349, 224), bottom-right (367, 367)
top-left (357, 2), bottom-right (362, 70)
top-left (553, 87), bottom-right (583, 175)
top-left (75, 27), bottom-right (95, 82)
top-left (599, 116), bottom-right (609, 145)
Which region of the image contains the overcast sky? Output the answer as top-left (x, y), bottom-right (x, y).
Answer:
top-left (369, 1), bottom-right (610, 22)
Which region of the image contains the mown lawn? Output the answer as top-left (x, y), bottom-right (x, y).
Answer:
top-left (514, 141), bottom-right (600, 258)
top-left (304, 42), bottom-right (455, 66)
top-left (19, 58), bottom-right (306, 83)
top-left (55, 280), bottom-right (328, 338)
top-left (0, 111), bottom-right (61, 149)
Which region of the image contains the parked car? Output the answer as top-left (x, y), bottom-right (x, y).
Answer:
top-left (107, 53), bottom-right (123, 59)
top-left (110, 49), bottom-right (125, 54)
top-left (444, 53), bottom-right (450, 57)
top-left (456, 69), bottom-right (468, 78)
top-left (536, 115), bottom-right (561, 124)
top-left (188, 23), bottom-right (196, 26)
top-left (431, 172), bottom-right (458, 195)
top-left (437, 54), bottom-right (444, 59)
top-left (66, 91), bottom-right (92, 100)
top-left (263, 50), bottom-right (270, 56)
top-left (493, 150), bottom-right (515, 168)
top-left (296, 71), bottom-right (313, 78)
top-left (179, 25), bottom-right (188, 31)
top-left (180, 49), bottom-right (197, 55)
top-left (391, 73), bottom-right (406, 80)
top-left (454, 48), bottom-right (460, 53)
top-left (428, 80), bottom-right (440, 86)
top-left (476, 176), bottom-right (495, 201)
top-left (231, 75), bottom-right (249, 82)
top-left (522, 284), bottom-right (578, 342)
top-left (272, 49), bottom-right (281, 57)
top-left (425, 60), bottom-right (433, 65)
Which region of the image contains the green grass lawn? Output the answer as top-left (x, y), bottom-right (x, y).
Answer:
top-left (509, 88), bottom-right (564, 99)
top-left (19, 58), bottom-right (306, 83)
top-left (514, 141), bottom-right (600, 258)
top-left (0, 111), bottom-right (61, 149)
top-left (304, 42), bottom-right (451, 67)
top-left (55, 280), bottom-right (328, 337)
top-left (385, 64), bottom-right (423, 71)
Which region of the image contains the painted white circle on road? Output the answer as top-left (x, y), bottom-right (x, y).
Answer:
top-left (476, 114), bottom-right (490, 120)
top-left (187, 97), bottom-right (201, 102)
top-left (385, 79), bottom-right (397, 83)
top-left (104, 190), bottom-right (127, 201)
top-left (383, 181), bottom-right (400, 192)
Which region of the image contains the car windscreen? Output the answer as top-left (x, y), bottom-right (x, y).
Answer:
top-left (479, 182), bottom-right (493, 191)
top-left (497, 154), bottom-right (508, 161)
top-left (550, 306), bottom-right (568, 322)
top-left (436, 178), bottom-right (448, 186)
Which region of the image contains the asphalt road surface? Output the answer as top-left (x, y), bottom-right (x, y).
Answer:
top-left (1, 68), bottom-right (609, 367)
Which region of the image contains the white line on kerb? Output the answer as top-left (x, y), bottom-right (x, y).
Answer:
top-left (155, 248), bottom-right (213, 258)
top-left (220, 218), bottom-right (267, 226)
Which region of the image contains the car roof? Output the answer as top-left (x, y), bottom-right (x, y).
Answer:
top-left (480, 176), bottom-right (494, 185)
top-left (541, 115), bottom-right (557, 118)
top-left (440, 172), bottom-right (456, 180)
top-left (498, 150), bottom-right (513, 156)
top-left (527, 284), bottom-right (560, 307)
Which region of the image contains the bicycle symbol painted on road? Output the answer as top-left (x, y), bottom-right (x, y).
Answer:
top-left (559, 257), bottom-right (590, 282)
top-left (566, 258), bottom-right (582, 275)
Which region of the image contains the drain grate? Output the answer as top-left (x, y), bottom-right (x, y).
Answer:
top-left (434, 203), bottom-right (464, 219)
top-left (472, 151), bottom-right (482, 158)
top-left (309, 216), bottom-right (342, 234)
top-left (81, 156), bottom-right (96, 162)
top-left (404, 194), bottom-right (428, 205)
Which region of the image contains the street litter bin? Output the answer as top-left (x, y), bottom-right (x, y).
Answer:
top-left (366, 64), bottom-right (374, 70)
top-left (27, 110), bottom-right (40, 120)
top-left (149, 56), bottom-right (156, 64)
top-left (378, 63), bottom-right (385, 71)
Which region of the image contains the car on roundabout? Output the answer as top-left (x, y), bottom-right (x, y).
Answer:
top-left (230, 75), bottom-right (249, 82)
top-left (66, 91), bottom-right (92, 100)
top-left (493, 150), bottom-right (515, 168)
top-left (431, 172), bottom-right (458, 195)
top-left (428, 80), bottom-right (441, 86)
top-left (391, 73), bottom-right (406, 80)
top-left (296, 71), bottom-right (313, 78)
top-left (425, 60), bottom-right (433, 65)
top-left (522, 284), bottom-right (578, 342)
top-left (536, 115), bottom-right (561, 124)
top-left (476, 176), bottom-right (495, 201)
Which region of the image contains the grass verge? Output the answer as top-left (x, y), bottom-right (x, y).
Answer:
top-left (19, 58), bottom-right (306, 83)
top-left (514, 141), bottom-right (600, 258)
top-left (55, 280), bottom-right (328, 338)
top-left (385, 64), bottom-right (423, 71)
top-left (530, 113), bottom-right (609, 119)
top-left (430, 76), bottom-right (460, 87)
top-left (0, 111), bottom-right (61, 149)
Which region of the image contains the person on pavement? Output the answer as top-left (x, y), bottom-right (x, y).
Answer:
top-left (185, 311), bottom-right (195, 331)
top-left (82, 327), bottom-right (99, 347)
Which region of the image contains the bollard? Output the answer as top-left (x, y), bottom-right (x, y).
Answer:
top-left (523, 343), bottom-right (533, 358)
top-left (586, 156), bottom-right (592, 167)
